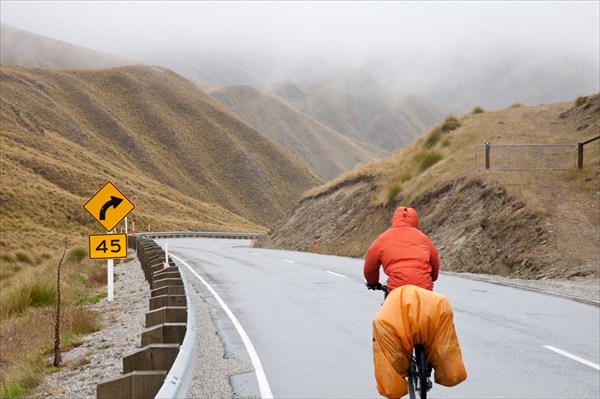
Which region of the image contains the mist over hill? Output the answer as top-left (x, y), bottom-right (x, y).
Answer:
top-left (130, 40), bottom-right (599, 115)
top-left (0, 65), bottom-right (321, 251)
top-left (0, 24), bottom-right (133, 69)
top-left (207, 84), bottom-right (388, 181)
top-left (268, 72), bottom-right (446, 150)
top-left (4, 20), bottom-right (597, 117)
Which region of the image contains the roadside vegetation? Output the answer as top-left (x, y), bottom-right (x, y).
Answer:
top-left (0, 245), bottom-right (107, 398)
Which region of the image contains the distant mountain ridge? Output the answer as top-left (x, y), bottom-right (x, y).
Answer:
top-left (207, 84), bottom-right (389, 180)
top-left (207, 72), bottom-right (446, 180)
top-left (0, 24), bottom-right (133, 69)
top-left (0, 64), bottom-right (321, 251)
top-left (268, 73), bottom-right (446, 150)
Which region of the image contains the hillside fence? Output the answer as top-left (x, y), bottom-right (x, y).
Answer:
top-left (475, 136), bottom-right (600, 171)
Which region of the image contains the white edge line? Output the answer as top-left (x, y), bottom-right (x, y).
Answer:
top-left (171, 254), bottom-right (274, 398)
top-left (280, 259), bottom-right (294, 263)
top-left (326, 270), bottom-right (348, 278)
top-left (543, 345), bottom-right (600, 370)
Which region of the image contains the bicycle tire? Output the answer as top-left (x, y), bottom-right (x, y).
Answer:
top-left (415, 345), bottom-right (428, 399)
top-left (407, 354), bottom-right (418, 399)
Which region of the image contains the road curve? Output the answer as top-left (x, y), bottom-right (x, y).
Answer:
top-left (161, 238), bottom-right (599, 399)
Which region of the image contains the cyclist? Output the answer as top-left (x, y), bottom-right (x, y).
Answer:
top-left (364, 206), bottom-right (439, 293)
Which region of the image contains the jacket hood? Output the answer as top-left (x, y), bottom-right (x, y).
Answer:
top-left (391, 207), bottom-right (419, 228)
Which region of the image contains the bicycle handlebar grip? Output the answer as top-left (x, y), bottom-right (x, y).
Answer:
top-left (366, 282), bottom-right (384, 290)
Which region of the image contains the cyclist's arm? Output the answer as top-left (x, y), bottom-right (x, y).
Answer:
top-left (363, 238), bottom-right (382, 285)
top-left (429, 240), bottom-right (440, 282)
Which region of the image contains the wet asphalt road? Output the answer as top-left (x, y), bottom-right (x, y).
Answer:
top-left (162, 238), bottom-right (599, 398)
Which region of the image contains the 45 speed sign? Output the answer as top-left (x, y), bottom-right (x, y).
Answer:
top-left (89, 234), bottom-right (128, 259)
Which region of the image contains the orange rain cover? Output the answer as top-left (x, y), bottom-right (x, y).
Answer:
top-left (372, 285), bottom-right (467, 398)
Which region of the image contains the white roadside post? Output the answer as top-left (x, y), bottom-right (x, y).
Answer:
top-left (107, 258), bottom-right (114, 301)
top-left (164, 242), bottom-right (169, 269)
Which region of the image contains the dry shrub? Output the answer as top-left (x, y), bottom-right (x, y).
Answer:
top-left (89, 267), bottom-right (108, 285)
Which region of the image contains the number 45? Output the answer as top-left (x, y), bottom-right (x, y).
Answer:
top-left (89, 234), bottom-right (127, 259)
top-left (96, 239), bottom-right (122, 253)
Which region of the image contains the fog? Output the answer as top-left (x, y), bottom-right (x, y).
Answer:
top-left (1, 1), bottom-right (599, 111)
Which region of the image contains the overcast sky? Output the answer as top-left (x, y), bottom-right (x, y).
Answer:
top-left (1, 1), bottom-right (598, 61)
top-left (1, 1), bottom-right (599, 107)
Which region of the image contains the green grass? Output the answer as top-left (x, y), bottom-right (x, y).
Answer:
top-left (15, 252), bottom-right (34, 265)
top-left (386, 184), bottom-right (402, 203)
top-left (67, 247), bottom-right (87, 262)
top-left (29, 281), bottom-right (56, 307)
top-left (1, 380), bottom-right (28, 399)
top-left (440, 116), bottom-right (461, 132)
top-left (424, 128), bottom-right (442, 149)
top-left (416, 151), bottom-right (444, 172)
top-left (76, 291), bottom-right (107, 305)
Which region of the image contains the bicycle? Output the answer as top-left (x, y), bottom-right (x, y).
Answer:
top-left (367, 283), bottom-right (433, 399)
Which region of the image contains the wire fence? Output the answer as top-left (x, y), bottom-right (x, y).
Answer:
top-left (475, 143), bottom-right (577, 171)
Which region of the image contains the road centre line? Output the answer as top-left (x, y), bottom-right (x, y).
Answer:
top-left (170, 254), bottom-right (274, 398)
top-left (280, 259), bottom-right (295, 263)
top-left (326, 270), bottom-right (348, 278)
top-left (543, 345), bottom-right (600, 370)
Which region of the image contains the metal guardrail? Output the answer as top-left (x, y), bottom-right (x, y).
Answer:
top-left (137, 231), bottom-right (263, 240)
top-left (143, 232), bottom-right (261, 398)
top-left (154, 262), bottom-right (197, 399)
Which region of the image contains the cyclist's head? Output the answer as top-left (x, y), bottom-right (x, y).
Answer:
top-left (391, 207), bottom-right (419, 228)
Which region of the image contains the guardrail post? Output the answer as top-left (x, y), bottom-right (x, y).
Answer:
top-left (123, 344), bottom-right (180, 373)
top-left (141, 323), bottom-right (187, 346)
top-left (97, 370), bottom-right (167, 399)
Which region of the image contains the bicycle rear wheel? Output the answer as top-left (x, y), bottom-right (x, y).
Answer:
top-left (407, 355), bottom-right (418, 399)
top-left (414, 344), bottom-right (429, 399)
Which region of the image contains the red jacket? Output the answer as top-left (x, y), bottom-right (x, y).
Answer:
top-left (364, 207), bottom-right (439, 291)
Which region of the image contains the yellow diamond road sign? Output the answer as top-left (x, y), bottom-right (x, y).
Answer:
top-left (84, 182), bottom-right (135, 232)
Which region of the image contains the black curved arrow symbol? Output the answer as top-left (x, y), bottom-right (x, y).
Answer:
top-left (99, 196), bottom-right (123, 220)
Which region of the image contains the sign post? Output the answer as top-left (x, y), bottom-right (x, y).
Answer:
top-left (84, 182), bottom-right (135, 301)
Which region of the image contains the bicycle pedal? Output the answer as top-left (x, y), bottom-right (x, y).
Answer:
top-left (426, 379), bottom-right (432, 391)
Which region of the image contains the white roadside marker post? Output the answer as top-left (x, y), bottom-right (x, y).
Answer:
top-left (107, 258), bottom-right (114, 301)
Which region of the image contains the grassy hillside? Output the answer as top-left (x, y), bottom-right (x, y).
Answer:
top-left (208, 84), bottom-right (388, 180)
top-left (269, 71), bottom-right (446, 151)
top-left (0, 65), bottom-right (321, 254)
top-left (257, 95), bottom-right (600, 281)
